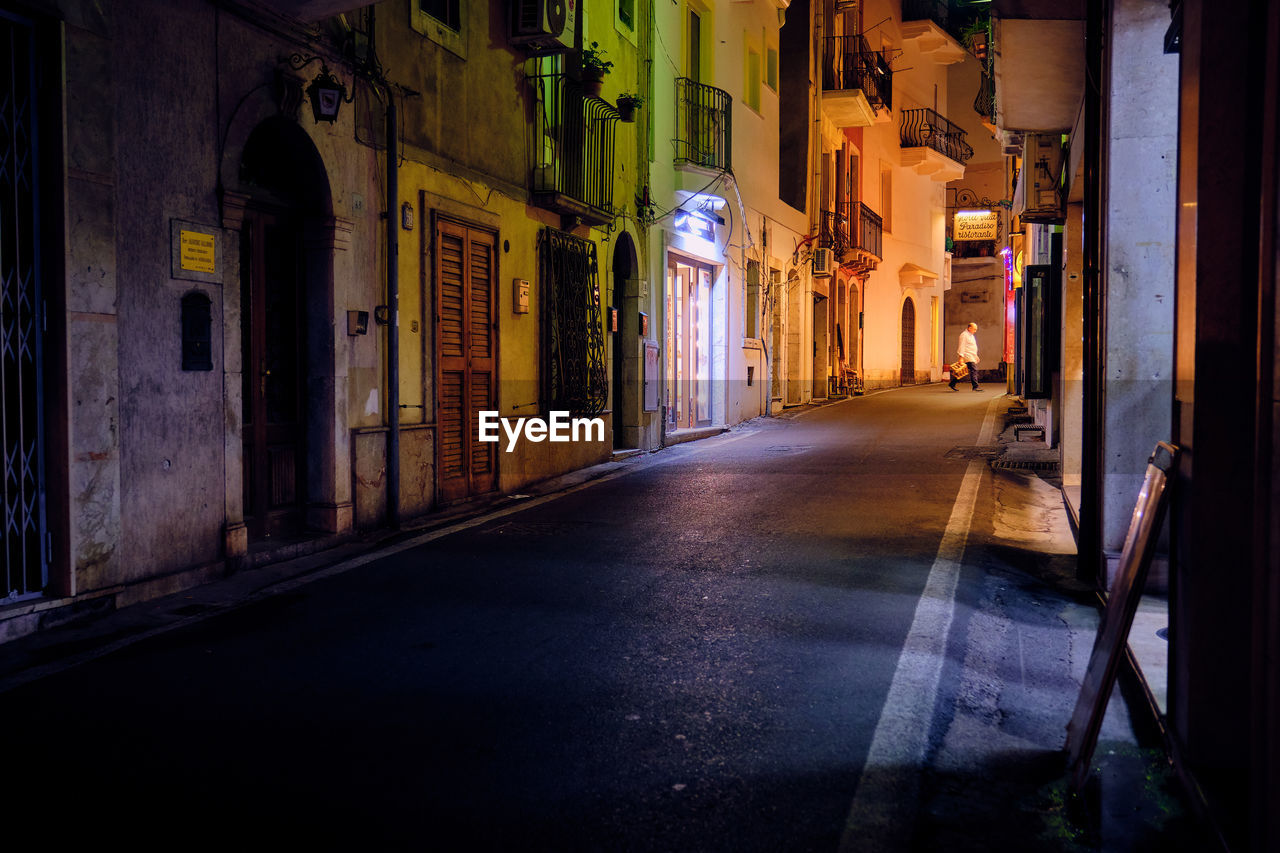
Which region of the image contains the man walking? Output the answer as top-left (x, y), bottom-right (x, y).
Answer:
top-left (949, 322), bottom-right (981, 391)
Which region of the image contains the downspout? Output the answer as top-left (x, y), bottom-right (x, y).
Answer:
top-left (1080, 0), bottom-right (1108, 584)
top-left (386, 93), bottom-right (401, 529)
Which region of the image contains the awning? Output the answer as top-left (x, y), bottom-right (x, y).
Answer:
top-left (899, 263), bottom-right (939, 289)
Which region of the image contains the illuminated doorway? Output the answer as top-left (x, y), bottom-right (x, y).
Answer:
top-left (666, 257), bottom-right (716, 429)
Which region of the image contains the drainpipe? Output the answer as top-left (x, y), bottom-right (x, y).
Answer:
top-left (1080, 0), bottom-right (1108, 584)
top-left (386, 93), bottom-right (401, 529)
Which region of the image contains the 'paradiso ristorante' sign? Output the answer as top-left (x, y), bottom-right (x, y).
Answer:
top-left (953, 210), bottom-right (999, 241)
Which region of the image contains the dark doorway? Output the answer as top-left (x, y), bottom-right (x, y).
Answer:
top-left (611, 234), bottom-right (639, 450)
top-left (237, 117), bottom-right (330, 540)
top-left (1, 10), bottom-right (47, 597)
top-left (241, 210), bottom-right (306, 539)
top-left (900, 297), bottom-right (916, 385)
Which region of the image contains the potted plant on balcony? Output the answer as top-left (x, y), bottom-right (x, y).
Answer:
top-left (616, 93), bottom-right (643, 122)
top-left (581, 42), bottom-right (613, 97)
top-left (961, 17), bottom-right (990, 63)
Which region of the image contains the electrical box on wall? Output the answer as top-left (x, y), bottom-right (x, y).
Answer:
top-left (513, 278), bottom-right (530, 314)
top-left (347, 310), bottom-right (369, 335)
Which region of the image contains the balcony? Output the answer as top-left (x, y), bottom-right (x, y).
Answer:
top-left (529, 73), bottom-right (620, 227)
top-left (821, 36), bottom-right (892, 128)
top-left (900, 107), bottom-right (974, 182)
top-left (819, 202), bottom-right (883, 276)
top-left (991, 2), bottom-right (1085, 135)
top-left (974, 70), bottom-right (996, 130)
top-left (675, 78), bottom-right (732, 175)
top-left (901, 0), bottom-right (967, 64)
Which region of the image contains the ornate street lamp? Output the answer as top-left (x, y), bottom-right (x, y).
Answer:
top-left (306, 64), bottom-right (349, 123)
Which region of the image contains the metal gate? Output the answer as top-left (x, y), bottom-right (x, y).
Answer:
top-left (1, 10), bottom-right (48, 600)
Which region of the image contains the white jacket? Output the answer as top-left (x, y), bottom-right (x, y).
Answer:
top-left (958, 329), bottom-right (979, 363)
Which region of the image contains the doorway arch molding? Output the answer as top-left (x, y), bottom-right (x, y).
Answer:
top-left (219, 105), bottom-right (354, 559)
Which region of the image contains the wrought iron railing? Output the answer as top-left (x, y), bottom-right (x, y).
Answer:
top-left (530, 73), bottom-right (618, 220)
top-left (540, 228), bottom-right (608, 416)
top-left (900, 107), bottom-right (975, 164)
top-left (820, 202), bottom-right (883, 260)
top-left (974, 71), bottom-right (996, 123)
top-left (857, 202), bottom-right (883, 259)
top-left (902, 0), bottom-right (949, 28)
top-left (675, 78), bottom-right (732, 171)
top-left (821, 36), bottom-right (893, 112)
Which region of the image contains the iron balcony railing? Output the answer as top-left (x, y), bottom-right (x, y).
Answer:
top-left (974, 71), bottom-right (996, 123)
top-left (902, 0), bottom-right (949, 28)
top-left (857, 202), bottom-right (883, 259)
top-left (901, 107), bottom-right (975, 164)
top-left (530, 73), bottom-right (619, 222)
top-left (822, 35), bottom-right (893, 112)
top-left (675, 78), bottom-right (732, 172)
top-left (820, 202), bottom-right (883, 261)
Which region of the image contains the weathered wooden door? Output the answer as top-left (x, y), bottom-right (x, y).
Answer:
top-left (436, 219), bottom-right (497, 503)
top-left (241, 210), bottom-right (306, 538)
top-left (900, 297), bottom-right (916, 385)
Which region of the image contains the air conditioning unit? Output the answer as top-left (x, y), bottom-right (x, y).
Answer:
top-left (1020, 132), bottom-right (1067, 224)
top-left (510, 0), bottom-right (576, 51)
top-left (812, 247), bottom-right (834, 278)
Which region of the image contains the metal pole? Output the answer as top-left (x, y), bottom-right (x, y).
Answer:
top-left (386, 93), bottom-right (401, 529)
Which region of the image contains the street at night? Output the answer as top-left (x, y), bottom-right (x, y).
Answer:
top-left (0, 388), bottom-right (1198, 850)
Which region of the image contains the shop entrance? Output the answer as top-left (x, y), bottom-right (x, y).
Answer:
top-left (666, 257), bottom-right (715, 429)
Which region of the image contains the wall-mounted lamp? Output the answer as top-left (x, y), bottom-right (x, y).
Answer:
top-left (286, 54), bottom-right (354, 124)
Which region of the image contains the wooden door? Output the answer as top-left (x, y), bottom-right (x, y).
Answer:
top-left (900, 297), bottom-right (916, 385)
top-left (241, 210), bottom-right (306, 538)
top-left (436, 219), bottom-right (497, 503)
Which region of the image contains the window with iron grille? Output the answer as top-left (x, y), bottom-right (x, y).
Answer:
top-left (540, 229), bottom-right (608, 415)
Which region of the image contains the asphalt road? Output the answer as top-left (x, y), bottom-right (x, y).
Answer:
top-left (0, 385), bottom-right (1064, 851)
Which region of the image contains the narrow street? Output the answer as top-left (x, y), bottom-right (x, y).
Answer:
top-left (0, 386), bottom-right (1193, 851)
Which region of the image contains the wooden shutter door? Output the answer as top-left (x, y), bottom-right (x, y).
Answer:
top-left (436, 219), bottom-right (497, 503)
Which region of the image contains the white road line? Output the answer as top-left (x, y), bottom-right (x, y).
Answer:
top-left (839, 396), bottom-right (1000, 852)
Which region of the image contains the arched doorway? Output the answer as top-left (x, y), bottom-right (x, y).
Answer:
top-left (900, 297), bottom-right (916, 385)
top-left (238, 117), bottom-right (331, 539)
top-left (611, 233), bottom-right (640, 449)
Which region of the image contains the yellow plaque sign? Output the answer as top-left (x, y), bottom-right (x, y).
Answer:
top-left (954, 210), bottom-right (999, 241)
top-left (179, 229), bottom-right (217, 273)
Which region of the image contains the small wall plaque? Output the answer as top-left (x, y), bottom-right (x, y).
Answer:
top-left (171, 219), bottom-right (222, 284)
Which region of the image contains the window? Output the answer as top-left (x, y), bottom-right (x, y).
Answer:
top-left (411, 0), bottom-right (466, 59)
top-left (619, 0), bottom-right (634, 30)
top-left (419, 0), bottom-right (459, 31)
top-left (766, 46), bottom-right (778, 92)
top-left (541, 229), bottom-right (608, 415)
top-left (745, 46), bottom-right (761, 111)
top-left (880, 166), bottom-right (893, 233)
top-left (746, 260), bottom-right (761, 339)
